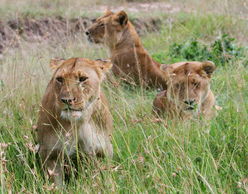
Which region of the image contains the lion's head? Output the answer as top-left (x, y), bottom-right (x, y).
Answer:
top-left (48, 58), bottom-right (112, 120)
top-left (85, 10), bottom-right (129, 45)
top-left (161, 61), bottom-right (216, 114)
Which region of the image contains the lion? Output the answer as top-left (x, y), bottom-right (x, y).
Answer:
top-left (85, 10), bottom-right (167, 89)
top-left (153, 61), bottom-right (216, 119)
top-left (37, 58), bottom-right (113, 185)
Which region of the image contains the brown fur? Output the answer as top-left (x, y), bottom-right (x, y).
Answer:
top-left (37, 58), bottom-right (113, 185)
top-left (86, 10), bottom-right (167, 89)
top-left (153, 61), bottom-right (216, 119)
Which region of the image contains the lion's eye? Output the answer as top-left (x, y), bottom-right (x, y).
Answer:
top-left (79, 76), bottom-right (88, 82)
top-left (100, 23), bottom-right (105, 27)
top-left (175, 83), bottom-right (180, 89)
top-left (193, 82), bottom-right (200, 88)
top-left (56, 77), bottom-right (64, 83)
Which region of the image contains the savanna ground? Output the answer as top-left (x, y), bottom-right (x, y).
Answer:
top-left (0, 0), bottom-right (247, 193)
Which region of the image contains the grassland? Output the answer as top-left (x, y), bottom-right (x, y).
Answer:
top-left (0, 0), bottom-right (248, 193)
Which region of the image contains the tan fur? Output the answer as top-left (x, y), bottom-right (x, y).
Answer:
top-left (153, 61), bottom-right (216, 119)
top-left (86, 10), bottom-right (167, 89)
top-left (37, 58), bottom-right (113, 185)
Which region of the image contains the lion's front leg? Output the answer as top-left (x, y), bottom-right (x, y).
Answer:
top-left (82, 135), bottom-right (113, 159)
top-left (97, 138), bottom-right (113, 158)
top-left (79, 124), bottom-right (113, 159)
top-left (45, 157), bottom-right (63, 186)
top-left (39, 146), bottom-right (64, 186)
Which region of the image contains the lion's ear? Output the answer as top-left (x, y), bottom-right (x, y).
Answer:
top-left (115, 11), bottom-right (128, 26)
top-left (202, 61), bottom-right (216, 77)
top-left (104, 9), bottom-right (113, 16)
top-left (95, 59), bottom-right (113, 73)
top-left (49, 59), bottom-right (65, 70)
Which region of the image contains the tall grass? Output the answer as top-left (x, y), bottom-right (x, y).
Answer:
top-left (0, 8), bottom-right (247, 194)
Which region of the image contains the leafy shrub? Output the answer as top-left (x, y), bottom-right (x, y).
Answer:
top-left (169, 39), bottom-right (211, 62)
top-left (153, 34), bottom-right (248, 66)
top-left (210, 34), bottom-right (246, 65)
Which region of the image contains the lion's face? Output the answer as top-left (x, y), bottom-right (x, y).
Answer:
top-left (50, 58), bottom-right (112, 120)
top-left (161, 61), bottom-right (216, 114)
top-left (85, 10), bottom-right (128, 45)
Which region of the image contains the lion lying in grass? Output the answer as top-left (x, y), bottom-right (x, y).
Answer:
top-left (153, 61), bottom-right (216, 119)
top-left (37, 58), bottom-right (113, 185)
top-left (85, 10), bottom-right (167, 89)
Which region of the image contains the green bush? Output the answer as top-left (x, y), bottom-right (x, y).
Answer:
top-left (169, 40), bottom-right (210, 62)
top-left (210, 34), bottom-right (246, 65)
top-left (153, 34), bottom-right (248, 66)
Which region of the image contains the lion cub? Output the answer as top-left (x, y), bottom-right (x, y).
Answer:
top-left (153, 61), bottom-right (216, 119)
top-left (37, 58), bottom-right (113, 185)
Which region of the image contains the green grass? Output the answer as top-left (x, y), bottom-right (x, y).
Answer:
top-left (0, 10), bottom-right (248, 193)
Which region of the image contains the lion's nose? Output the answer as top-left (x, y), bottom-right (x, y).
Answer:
top-left (184, 99), bottom-right (195, 105)
top-left (85, 31), bottom-right (90, 36)
top-left (61, 97), bottom-right (76, 105)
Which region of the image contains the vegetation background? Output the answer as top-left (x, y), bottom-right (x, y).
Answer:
top-left (0, 0), bottom-right (247, 193)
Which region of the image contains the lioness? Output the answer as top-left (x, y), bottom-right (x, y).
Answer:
top-left (37, 58), bottom-right (113, 185)
top-left (153, 61), bottom-right (216, 119)
top-left (85, 10), bottom-right (167, 89)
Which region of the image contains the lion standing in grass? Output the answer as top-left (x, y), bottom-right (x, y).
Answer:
top-left (37, 58), bottom-right (113, 185)
top-left (86, 10), bottom-right (167, 89)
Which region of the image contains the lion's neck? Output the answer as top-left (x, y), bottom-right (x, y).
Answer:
top-left (105, 22), bottom-right (167, 89)
top-left (108, 22), bottom-right (151, 58)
